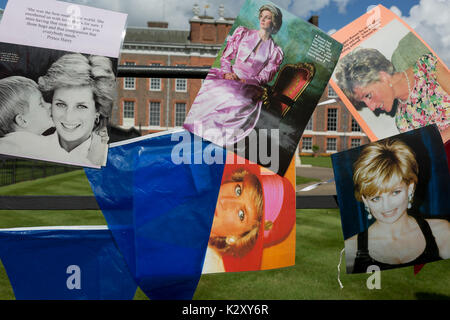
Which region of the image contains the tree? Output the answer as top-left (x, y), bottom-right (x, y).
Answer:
top-left (312, 145), bottom-right (320, 157)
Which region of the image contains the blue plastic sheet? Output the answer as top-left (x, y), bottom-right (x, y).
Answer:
top-left (0, 226), bottom-right (137, 300)
top-left (85, 130), bottom-right (226, 300)
top-left (85, 135), bottom-right (140, 277)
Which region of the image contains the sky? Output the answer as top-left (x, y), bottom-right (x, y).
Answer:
top-left (0, 0), bottom-right (449, 64)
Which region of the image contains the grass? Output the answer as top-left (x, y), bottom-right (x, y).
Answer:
top-left (300, 156), bottom-right (332, 168)
top-left (195, 210), bottom-right (450, 300)
top-left (0, 170), bottom-right (106, 229)
top-left (0, 159), bottom-right (77, 187)
top-left (0, 169), bottom-right (93, 196)
top-left (296, 175), bottom-right (320, 185)
top-left (1, 171), bottom-right (449, 300)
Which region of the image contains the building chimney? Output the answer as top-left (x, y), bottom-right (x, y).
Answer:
top-left (308, 15), bottom-right (319, 27)
top-left (147, 21), bottom-right (169, 28)
top-left (189, 3), bottom-right (234, 44)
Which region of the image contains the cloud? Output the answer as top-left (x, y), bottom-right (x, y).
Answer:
top-left (333, 0), bottom-right (351, 14)
top-left (289, 0), bottom-right (330, 17)
top-left (389, 5), bottom-right (402, 17)
top-left (365, 1), bottom-right (449, 65)
top-left (366, 5), bottom-right (377, 12)
top-left (70, 0), bottom-right (353, 28)
top-left (327, 28), bottom-right (337, 35)
top-left (400, 0), bottom-right (450, 65)
top-left (67, 0), bottom-right (221, 29)
top-left (288, 0), bottom-right (351, 17)
top-left (277, 0), bottom-right (352, 19)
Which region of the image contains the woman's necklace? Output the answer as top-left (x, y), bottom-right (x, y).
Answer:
top-left (398, 70), bottom-right (411, 104)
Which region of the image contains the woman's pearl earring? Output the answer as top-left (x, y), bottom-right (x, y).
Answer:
top-left (408, 193), bottom-right (413, 209)
top-left (365, 204), bottom-right (372, 220)
top-left (226, 236), bottom-right (236, 245)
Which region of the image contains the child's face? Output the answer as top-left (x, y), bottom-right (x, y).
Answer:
top-left (22, 90), bottom-right (53, 135)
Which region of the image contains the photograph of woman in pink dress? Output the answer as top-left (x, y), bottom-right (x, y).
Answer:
top-left (184, 0), bottom-right (342, 176)
top-left (183, 3), bottom-right (284, 146)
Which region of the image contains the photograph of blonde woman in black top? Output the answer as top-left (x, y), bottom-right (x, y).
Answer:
top-left (332, 125), bottom-right (450, 273)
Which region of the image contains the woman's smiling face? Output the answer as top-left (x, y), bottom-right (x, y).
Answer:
top-left (51, 85), bottom-right (97, 149)
top-left (363, 182), bottom-right (414, 225)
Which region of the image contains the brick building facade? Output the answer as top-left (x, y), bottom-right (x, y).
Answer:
top-left (115, 7), bottom-right (369, 153)
top-left (115, 9), bottom-right (233, 133)
top-left (301, 86), bottom-right (369, 155)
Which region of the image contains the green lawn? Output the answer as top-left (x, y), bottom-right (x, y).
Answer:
top-left (0, 170), bottom-right (106, 229)
top-left (296, 175), bottom-right (320, 185)
top-left (1, 171), bottom-right (449, 300)
top-left (0, 169), bottom-right (93, 196)
top-left (196, 209), bottom-right (450, 299)
top-left (300, 156), bottom-right (332, 168)
top-left (0, 160), bottom-right (77, 187)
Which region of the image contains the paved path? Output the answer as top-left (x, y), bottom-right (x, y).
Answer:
top-left (295, 165), bottom-right (336, 196)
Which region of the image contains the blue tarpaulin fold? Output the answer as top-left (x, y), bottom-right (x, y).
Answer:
top-left (85, 130), bottom-right (226, 299)
top-left (0, 226), bottom-right (137, 300)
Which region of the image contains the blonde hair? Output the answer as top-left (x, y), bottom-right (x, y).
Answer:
top-left (353, 139), bottom-right (418, 202)
top-left (38, 53), bottom-right (116, 130)
top-left (0, 76), bottom-right (40, 137)
top-left (209, 169), bottom-right (264, 258)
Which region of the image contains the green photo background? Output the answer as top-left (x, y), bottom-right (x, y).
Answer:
top-left (212, 0), bottom-right (343, 105)
top-left (207, 0), bottom-right (343, 175)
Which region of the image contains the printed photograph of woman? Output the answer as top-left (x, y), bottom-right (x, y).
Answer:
top-left (333, 19), bottom-right (449, 143)
top-left (0, 42), bottom-right (117, 168)
top-left (335, 48), bottom-right (449, 142)
top-left (183, 0), bottom-right (342, 176)
top-left (184, 3), bottom-right (284, 146)
top-left (332, 125), bottom-right (450, 274)
top-left (39, 53), bottom-right (115, 166)
top-left (202, 160), bottom-right (296, 273)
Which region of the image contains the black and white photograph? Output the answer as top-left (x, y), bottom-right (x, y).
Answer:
top-left (0, 42), bottom-right (117, 168)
